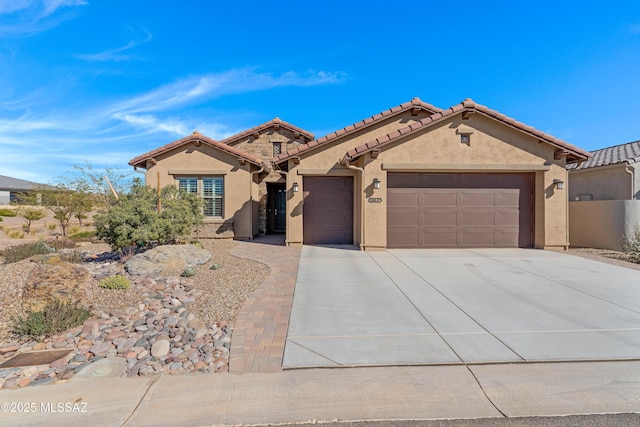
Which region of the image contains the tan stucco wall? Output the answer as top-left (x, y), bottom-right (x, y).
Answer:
top-left (569, 164), bottom-right (634, 201)
top-left (142, 141), bottom-right (257, 239)
top-left (284, 110), bottom-right (433, 246)
top-left (285, 113), bottom-right (570, 249)
top-left (569, 200), bottom-right (640, 250)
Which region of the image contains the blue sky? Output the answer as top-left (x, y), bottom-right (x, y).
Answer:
top-left (2, 0), bottom-right (640, 184)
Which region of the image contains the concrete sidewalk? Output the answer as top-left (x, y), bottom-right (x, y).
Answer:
top-left (2, 361), bottom-right (640, 426)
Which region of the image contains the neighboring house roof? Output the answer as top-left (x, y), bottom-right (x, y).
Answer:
top-left (128, 131), bottom-right (265, 169)
top-left (566, 140), bottom-right (640, 170)
top-left (0, 175), bottom-right (45, 191)
top-left (273, 97), bottom-right (441, 164)
top-left (220, 117), bottom-right (314, 145)
top-left (342, 98), bottom-right (591, 163)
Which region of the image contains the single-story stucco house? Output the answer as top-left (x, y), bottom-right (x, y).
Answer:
top-left (567, 140), bottom-right (640, 250)
top-left (0, 175), bottom-right (44, 205)
top-left (129, 98), bottom-right (590, 250)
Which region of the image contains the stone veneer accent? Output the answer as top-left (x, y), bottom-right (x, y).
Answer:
top-left (228, 128), bottom-right (306, 234)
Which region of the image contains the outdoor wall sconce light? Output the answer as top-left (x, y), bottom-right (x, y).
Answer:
top-left (460, 134), bottom-right (471, 144)
top-left (292, 182), bottom-right (299, 193)
top-left (553, 179), bottom-right (565, 190)
top-left (373, 178), bottom-right (381, 190)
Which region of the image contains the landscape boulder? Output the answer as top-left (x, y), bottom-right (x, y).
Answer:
top-left (125, 244), bottom-right (211, 276)
top-left (22, 255), bottom-right (94, 311)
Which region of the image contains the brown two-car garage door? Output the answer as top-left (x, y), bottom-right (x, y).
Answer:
top-left (387, 173), bottom-right (533, 248)
top-left (303, 176), bottom-right (354, 245)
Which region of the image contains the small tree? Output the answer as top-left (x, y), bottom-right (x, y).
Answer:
top-left (38, 186), bottom-right (79, 236)
top-left (16, 206), bottom-right (45, 233)
top-left (94, 179), bottom-right (203, 251)
top-left (72, 191), bottom-right (93, 226)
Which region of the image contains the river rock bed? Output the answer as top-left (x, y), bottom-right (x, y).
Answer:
top-left (0, 274), bottom-right (231, 389)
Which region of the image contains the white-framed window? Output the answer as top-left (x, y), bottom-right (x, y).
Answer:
top-left (177, 177), bottom-right (224, 218)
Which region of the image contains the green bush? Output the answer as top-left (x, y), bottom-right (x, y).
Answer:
top-left (98, 275), bottom-right (131, 290)
top-left (12, 299), bottom-right (92, 338)
top-left (0, 208), bottom-right (17, 217)
top-left (94, 178), bottom-right (203, 251)
top-left (2, 241), bottom-right (53, 263)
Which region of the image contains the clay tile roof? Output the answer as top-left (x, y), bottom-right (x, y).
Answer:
top-left (567, 140), bottom-right (640, 170)
top-left (343, 98), bottom-right (591, 163)
top-left (129, 132), bottom-right (265, 169)
top-left (220, 118), bottom-right (313, 146)
top-left (274, 98), bottom-right (442, 164)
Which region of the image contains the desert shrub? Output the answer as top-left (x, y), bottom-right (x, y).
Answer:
top-left (3, 241), bottom-right (53, 263)
top-left (0, 208), bottom-right (17, 217)
top-left (181, 267), bottom-right (195, 277)
top-left (46, 237), bottom-right (77, 250)
top-left (7, 229), bottom-right (25, 239)
top-left (12, 299), bottom-right (92, 338)
top-left (69, 225), bottom-right (81, 235)
top-left (94, 178), bottom-right (203, 251)
top-left (98, 275), bottom-right (131, 290)
top-left (47, 223), bottom-right (57, 231)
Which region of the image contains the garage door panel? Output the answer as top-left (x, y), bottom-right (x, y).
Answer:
top-left (387, 173), bottom-right (533, 248)
top-left (423, 192), bottom-right (457, 207)
top-left (388, 192), bottom-right (419, 207)
top-left (461, 212), bottom-right (496, 226)
top-left (460, 230), bottom-right (496, 246)
top-left (499, 231), bottom-right (520, 246)
top-left (460, 192), bottom-right (495, 207)
top-left (421, 231), bottom-right (458, 247)
top-left (388, 212), bottom-right (420, 226)
top-left (423, 213), bottom-right (457, 226)
top-left (497, 192), bottom-right (520, 207)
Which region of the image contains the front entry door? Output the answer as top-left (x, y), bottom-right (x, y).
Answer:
top-left (274, 187), bottom-right (286, 231)
top-left (268, 184), bottom-right (286, 233)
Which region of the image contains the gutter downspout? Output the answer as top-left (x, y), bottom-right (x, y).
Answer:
top-left (343, 157), bottom-right (365, 250)
top-left (249, 164), bottom-right (266, 240)
top-left (625, 162), bottom-right (635, 200)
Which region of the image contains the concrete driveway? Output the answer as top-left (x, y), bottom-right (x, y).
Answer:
top-left (283, 247), bottom-right (640, 368)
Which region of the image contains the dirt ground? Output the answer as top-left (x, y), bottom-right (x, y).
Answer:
top-left (0, 205), bottom-right (96, 249)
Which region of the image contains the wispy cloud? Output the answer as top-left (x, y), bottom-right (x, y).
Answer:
top-left (0, 0), bottom-right (86, 36)
top-left (112, 68), bottom-right (346, 115)
top-left (76, 27), bottom-right (153, 62)
top-left (0, 67), bottom-right (346, 182)
top-left (108, 68), bottom-right (346, 136)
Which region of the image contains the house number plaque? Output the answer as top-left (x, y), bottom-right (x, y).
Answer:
top-left (368, 198), bottom-right (382, 203)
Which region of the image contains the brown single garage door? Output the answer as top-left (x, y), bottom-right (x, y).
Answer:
top-left (303, 176), bottom-right (354, 245)
top-left (387, 173), bottom-right (533, 248)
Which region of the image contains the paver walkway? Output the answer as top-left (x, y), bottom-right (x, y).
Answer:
top-left (228, 235), bottom-right (301, 373)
